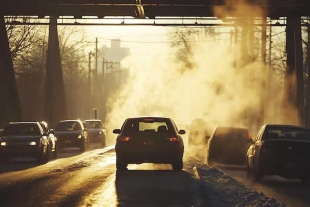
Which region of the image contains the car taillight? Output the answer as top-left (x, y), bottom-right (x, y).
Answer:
top-left (119, 137), bottom-right (130, 142)
top-left (169, 137), bottom-right (179, 142)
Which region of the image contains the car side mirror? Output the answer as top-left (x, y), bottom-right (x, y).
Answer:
top-left (247, 139), bottom-right (254, 144)
top-left (205, 135), bottom-right (211, 140)
top-left (178, 129), bottom-right (186, 135)
top-left (113, 129), bottom-right (121, 134)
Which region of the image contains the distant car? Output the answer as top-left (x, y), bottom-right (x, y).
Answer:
top-left (39, 121), bottom-right (57, 159)
top-left (188, 118), bottom-right (215, 146)
top-left (84, 119), bottom-right (106, 147)
top-left (246, 124), bottom-right (310, 183)
top-left (207, 126), bottom-right (252, 166)
top-left (54, 120), bottom-right (89, 152)
top-left (113, 116), bottom-right (185, 171)
top-left (0, 122), bottom-right (50, 164)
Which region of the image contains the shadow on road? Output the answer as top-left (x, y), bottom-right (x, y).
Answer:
top-left (114, 169), bottom-right (202, 207)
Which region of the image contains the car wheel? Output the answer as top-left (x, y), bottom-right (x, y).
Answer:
top-left (52, 145), bottom-right (58, 159)
top-left (252, 163), bottom-right (263, 181)
top-left (80, 140), bottom-right (86, 152)
top-left (172, 159), bottom-right (183, 171)
top-left (116, 158), bottom-right (127, 171)
top-left (37, 148), bottom-right (48, 164)
top-left (101, 138), bottom-right (106, 148)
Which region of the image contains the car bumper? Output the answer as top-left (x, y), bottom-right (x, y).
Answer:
top-left (88, 134), bottom-right (105, 143)
top-left (116, 146), bottom-right (183, 164)
top-left (260, 157), bottom-right (310, 178)
top-left (57, 138), bottom-right (82, 149)
top-left (0, 145), bottom-right (41, 158)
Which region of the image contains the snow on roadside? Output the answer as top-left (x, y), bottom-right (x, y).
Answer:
top-left (189, 158), bottom-right (286, 207)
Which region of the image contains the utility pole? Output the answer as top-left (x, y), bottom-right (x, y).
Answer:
top-left (95, 37), bottom-right (98, 75)
top-left (88, 51), bottom-right (94, 118)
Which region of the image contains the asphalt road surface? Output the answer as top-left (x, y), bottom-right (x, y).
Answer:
top-left (0, 143), bottom-right (208, 207)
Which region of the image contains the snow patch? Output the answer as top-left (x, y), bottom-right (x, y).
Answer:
top-left (190, 158), bottom-right (286, 207)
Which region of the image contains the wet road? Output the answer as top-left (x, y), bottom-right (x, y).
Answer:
top-left (216, 164), bottom-right (310, 207)
top-left (0, 144), bottom-right (207, 207)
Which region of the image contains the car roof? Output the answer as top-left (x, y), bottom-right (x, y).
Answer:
top-left (215, 126), bottom-right (248, 130)
top-left (8, 122), bottom-right (39, 125)
top-left (59, 120), bottom-right (82, 122)
top-left (264, 124), bottom-right (310, 130)
top-left (84, 119), bottom-right (102, 122)
top-left (128, 116), bottom-right (170, 119)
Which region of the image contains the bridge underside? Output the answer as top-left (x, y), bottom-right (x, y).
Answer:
top-left (1, 0), bottom-right (310, 18)
top-left (0, 0), bottom-right (309, 126)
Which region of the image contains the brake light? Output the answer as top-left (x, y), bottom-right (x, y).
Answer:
top-left (248, 132), bottom-right (252, 139)
top-left (119, 137), bottom-right (130, 142)
top-left (169, 137), bottom-right (179, 142)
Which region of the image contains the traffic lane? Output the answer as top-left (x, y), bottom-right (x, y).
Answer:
top-left (0, 148), bottom-right (207, 207)
top-left (216, 164), bottom-right (310, 207)
top-left (0, 150), bottom-right (116, 207)
top-left (80, 163), bottom-right (209, 207)
top-left (0, 142), bottom-right (109, 174)
top-left (115, 169), bottom-right (192, 206)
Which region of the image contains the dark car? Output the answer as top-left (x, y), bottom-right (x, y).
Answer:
top-left (39, 121), bottom-right (57, 159)
top-left (0, 122), bottom-right (50, 164)
top-left (188, 118), bottom-right (215, 146)
top-left (113, 116), bottom-right (185, 171)
top-left (84, 119), bottom-right (106, 147)
top-left (246, 124), bottom-right (310, 183)
top-left (54, 120), bottom-right (89, 152)
top-left (207, 126), bottom-right (252, 166)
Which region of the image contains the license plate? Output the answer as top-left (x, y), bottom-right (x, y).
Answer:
top-left (144, 141), bottom-right (153, 145)
top-left (65, 140), bottom-right (72, 144)
top-left (284, 162), bottom-right (295, 169)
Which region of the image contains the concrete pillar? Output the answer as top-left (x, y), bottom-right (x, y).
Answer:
top-left (258, 16), bottom-right (267, 128)
top-left (43, 17), bottom-right (67, 127)
top-left (283, 16), bottom-right (304, 125)
top-left (0, 15), bottom-right (21, 126)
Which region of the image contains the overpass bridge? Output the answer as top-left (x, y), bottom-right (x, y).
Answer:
top-left (1, 0), bottom-right (310, 18)
top-left (0, 0), bottom-right (309, 127)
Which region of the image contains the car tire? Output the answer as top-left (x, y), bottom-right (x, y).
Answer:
top-left (37, 148), bottom-right (48, 164)
top-left (116, 158), bottom-right (127, 171)
top-left (252, 163), bottom-right (263, 181)
top-left (52, 145), bottom-right (58, 159)
top-left (172, 159), bottom-right (183, 171)
top-left (80, 140), bottom-right (86, 152)
top-left (101, 138), bottom-right (106, 148)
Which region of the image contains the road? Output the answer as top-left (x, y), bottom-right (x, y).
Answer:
top-left (0, 143), bottom-right (208, 207)
top-left (216, 164), bottom-right (310, 207)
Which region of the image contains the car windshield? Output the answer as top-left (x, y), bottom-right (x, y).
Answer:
top-left (3, 124), bottom-right (40, 136)
top-left (55, 121), bottom-right (82, 131)
top-left (122, 118), bottom-right (174, 134)
top-left (264, 127), bottom-right (310, 141)
top-left (85, 121), bottom-right (102, 129)
top-left (213, 128), bottom-right (249, 140)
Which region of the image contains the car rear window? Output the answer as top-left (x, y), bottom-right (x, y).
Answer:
top-left (85, 121), bottom-right (102, 129)
top-left (213, 128), bottom-right (248, 140)
top-left (55, 121), bottom-right (82, 131)
top-left (122, 118), bottom-right (174, 134)
top-left (3, 124), bottom-right (40, 136)
top-left (264, 127), bottom-right (310, 141)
